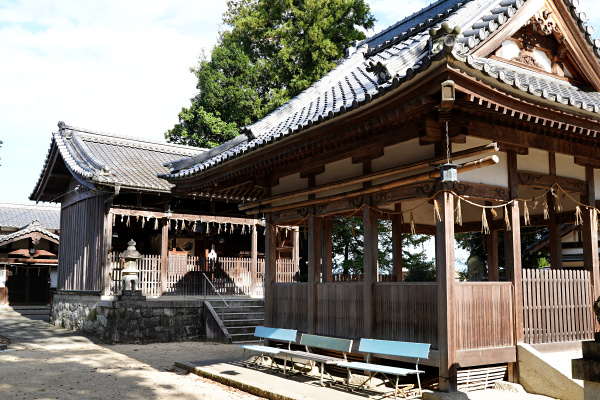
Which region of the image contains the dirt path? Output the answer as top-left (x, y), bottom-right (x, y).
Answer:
top-left (0, 308), bottom-right (264, 400)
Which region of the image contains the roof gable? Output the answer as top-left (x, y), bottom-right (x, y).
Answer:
top-left (31, 123), bottom-right (206, 201)
top-left (472, 0), bottom-right (600, 90)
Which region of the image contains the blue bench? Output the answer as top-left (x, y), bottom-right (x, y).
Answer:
top-left (239, 326), bottom-right (297, 371)
top-left (279, 333), bottom-right (353, 386)
top-left (337, 338), bottom-right (430, 399)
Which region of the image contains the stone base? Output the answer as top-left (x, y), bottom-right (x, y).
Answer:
top-left (118, 290), bottom-right (146, 302)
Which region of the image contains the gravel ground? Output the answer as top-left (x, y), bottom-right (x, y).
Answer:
top-left (0, 309), bottom-right (264, 400)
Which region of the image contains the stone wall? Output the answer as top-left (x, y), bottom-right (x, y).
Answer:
top-left (51, 292), bottom-right (206, 344)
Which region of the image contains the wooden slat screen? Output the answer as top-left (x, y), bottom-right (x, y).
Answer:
top-left (522, 269), bottom-right (594, 344)
top-left (58, 194), bottom-right (108, 291)
top-left (271, 283), bottom-right (309, 332)
top-left (316, 283), bottom-right (363, 339)
top-left (455, 282), bottom-right (514, 350)
top-left (374, 282), bottom-right (438, 347)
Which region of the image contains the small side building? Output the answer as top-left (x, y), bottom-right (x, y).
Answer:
top-left (0, 203), bottom-right (60, 306)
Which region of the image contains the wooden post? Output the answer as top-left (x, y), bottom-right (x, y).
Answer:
top-left (436, 189), bottom-right (457, 392)
top-left (323, 218), bottom-right (333, 282)
top-left (265, 219), bottom-right (277, 327)
top-left (292, 227), bottom-right (300, 271)
top-left (251, 223), bottom-right (258, 296)
top-left (506, 150), bottom-right (524, 345)
top-left (582, 166), bottom-right (600, 303)
top-left (392, 203), bottom-right (404, 282)
top-left (102, 210), bottom-right (113, 295)
top-left (160, 217), bottom-right (169, 295)
top-left (548, 192), bottom-right (563, 270)
top-left (308, 215), bottom-right (323, 333)
top-left (363, 198), bottom-right (379, 338)
top-left (485, 203), bottom-right (499, 281)
top-left (548, 153), bottom-right (563, 270)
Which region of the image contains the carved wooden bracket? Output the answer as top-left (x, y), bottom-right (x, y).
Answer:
top-left (518, 170), bottom-right (586, 193)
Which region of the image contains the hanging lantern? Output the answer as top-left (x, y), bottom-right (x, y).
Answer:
top-left (437, 163), bottom-right (459, 183)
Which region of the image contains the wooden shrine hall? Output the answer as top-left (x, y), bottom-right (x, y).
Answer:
top-left (162, 0), bottom-right (600, 391)
top-left (30, 123), bottom-right (296, 298)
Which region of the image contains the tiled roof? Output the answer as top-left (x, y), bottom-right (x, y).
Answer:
top-left (163, 0), bottom-right (600, 181)
top-left (32, 123), bottom-right (206, 196)
top-left (0, 203), bottom-right (60, 230)
top-left (0, 221), bottom-right (59, 245)
top-left (461, 56), bottom-right (600, 112)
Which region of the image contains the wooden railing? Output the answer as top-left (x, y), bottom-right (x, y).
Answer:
top-left (108, 253), bottom-right (297, 297)
top-left (374, 282), bottom-right (438, 347)
top-left (331, 274), bottom-right (398, 282)
top-left (456, 282), bottom-right (514, 350)
top-left (522, 269), bottom-right (594, 344)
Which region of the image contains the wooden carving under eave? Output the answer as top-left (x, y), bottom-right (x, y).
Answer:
top-left (518, 170), bottom-right (586, 193)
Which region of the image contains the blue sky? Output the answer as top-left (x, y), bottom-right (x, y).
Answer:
top-left (0, 0), bottom-right (599, 205)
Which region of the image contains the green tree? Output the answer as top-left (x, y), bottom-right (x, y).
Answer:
top-left (456, 227), bottom-right (550, 280)
top-left (166, 0), bottom-right (375, 148)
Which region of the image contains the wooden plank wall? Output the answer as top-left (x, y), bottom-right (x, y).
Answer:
top-left (455, 282), bottom-right (514, 350)
top-left (271, 283), bottom-right (309, 332)
top-left (316, 283), bottom-right (364, 339)
top-left (374, 282), bottom-right (438, 347)
top-left (523, 269), bottom-right (594, 344)
top-left (58, 194), bottom-right (108, 291)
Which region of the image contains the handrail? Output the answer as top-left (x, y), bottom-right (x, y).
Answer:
top-left (202, 272), bottom-right (229, 320)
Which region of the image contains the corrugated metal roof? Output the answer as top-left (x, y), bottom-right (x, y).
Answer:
top-left (0, 203), bottom-right (60, 230)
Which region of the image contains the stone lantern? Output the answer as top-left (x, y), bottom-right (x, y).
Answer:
top-left (120, 239), bottom-right (142, 294)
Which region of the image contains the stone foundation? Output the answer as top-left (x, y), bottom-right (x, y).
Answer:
top-left (51, 292), bottom-right (205, 343)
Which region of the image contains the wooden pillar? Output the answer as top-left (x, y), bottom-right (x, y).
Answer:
top-left (323, 218), bottom-right (333, 282)
top-left (582, 165), bottom-right (600, 303)
top-left (506, 151), bottom-right (524, 344)
top-left (485, 203), bottom-right (499, 281)
top-left (363, 199), bottom-right (379, 338)
top-left (160, 217), bottom-right (169, 295)
top-left (436, 189), bottom-right (457, 392)
top-left (102, 210), bottom-right (114, 295)
top-left (308, 215), bottom-right (324, 333)
top-left (250, 223), bottom-right (258, 296)
top-left (548, 153), bottom-right (563, 270)
top-left (548, 192), bottom-right (563, 270)
top-left (265, 220), bottom-right (277, 327)
top-left (392, 203), bottom-right (404, 282)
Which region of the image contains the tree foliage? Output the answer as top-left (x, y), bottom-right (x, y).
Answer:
top-left (166, 0), bottom-right (375, 148)
top-left (456, 227), bottom-right (550, 280)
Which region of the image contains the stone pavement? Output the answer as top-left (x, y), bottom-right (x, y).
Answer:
top-left (0, 307), bottom-right (261, 400)
top-left (0, 306), bottom-right (557, 400)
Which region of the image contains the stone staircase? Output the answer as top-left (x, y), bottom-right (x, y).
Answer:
top-left (209, 299), bottom-right (264, 344)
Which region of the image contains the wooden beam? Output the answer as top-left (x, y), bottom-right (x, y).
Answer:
top-left (110, 207), bottom-right (258, 226)
top-left (392, 203), bottom-right (403, 282)
top-left (518, 171), bottom-right (586, 194)
top-left (323, 218), bottom-right (333, 283)
top-left (245, 155), bottom-right (500, 215)
top-left (265, 220), bottom-right (277, 327)
top-left (251, 224), bottom-right (258, 296)
top-left (506, 151), bottom-right (524, 344)
top-left (307, 215), bottom-right (323, 333)
top-left (582, 166), bottom-right (600, 304)
top-left (240, 143), bottom-right (499, 211)
top-left (363, 198), bottom-right (378, 339)
top-left (436, 188), bottom-right (457, 392)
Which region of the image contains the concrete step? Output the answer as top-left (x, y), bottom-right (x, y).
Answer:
top-left (227, 326), bottom-right (259, 335)
top-left (222, 312), bottom-right (264, 320)
top-left (211, 299), bottom-right (264, 308)
top-left (230, 332), bottom-right (258, 342)
top-left (213, 307), bottom-right (265, 315)
top-left (224, 319), bottom-right (265, 328)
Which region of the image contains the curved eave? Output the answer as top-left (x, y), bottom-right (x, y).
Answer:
top-left (162, 49), bottom-right (454, 184)
top-left (454, 54), bottom-right (600, 123)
